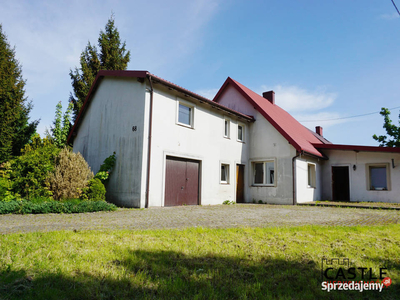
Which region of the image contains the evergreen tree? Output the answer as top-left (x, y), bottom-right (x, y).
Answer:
top-left (373, 108), bottom-right (400, 147)
top-left (0, 24), bottom-right (38, 163)
top-left (69, 16), bottom-right (130, 120)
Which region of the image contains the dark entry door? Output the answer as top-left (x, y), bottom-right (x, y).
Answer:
top-left (165, 157), bottom-right (199, 206)
top-left (332, 166), bottom-right (350, 201)
top-left (236, 164), bottom-right (245, 203)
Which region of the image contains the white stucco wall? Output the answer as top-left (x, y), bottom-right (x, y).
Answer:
top-left (217, 86), bottom-right (297, 205)
top-left (73, 77), bottom-right (147, 207)
top-left (295, 156), bottom-right (322, 203)
top-left (321, 149), bottom-right (400, 203)
top-left (148, 84), bottom-right (251, 206)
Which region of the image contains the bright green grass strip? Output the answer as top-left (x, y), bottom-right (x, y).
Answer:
top-left (0, 225), bottom-right (399, 299)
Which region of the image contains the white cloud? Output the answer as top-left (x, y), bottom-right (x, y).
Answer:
top-left (194, 88), bottom-right (219, 99)
top-left (260, 84), bottom-right (337, 112)
top-left (294, 112), bottom-right (348, 130)
top-left (378, 12), bottom-right (400, 20)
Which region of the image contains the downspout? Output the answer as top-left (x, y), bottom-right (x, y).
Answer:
top-left (292, 151), bottom-right (302, 205)
top-left (145, 75), bottom-right (154, 208)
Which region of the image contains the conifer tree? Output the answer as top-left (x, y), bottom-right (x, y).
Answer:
top-left (69, 16), bottom-right (130, 120)
top-left (0, 24), bottom-right (38, 163)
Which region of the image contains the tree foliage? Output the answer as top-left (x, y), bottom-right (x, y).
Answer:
top-left (372, 108), bottom-right (400, 147)
top-left (9, 135), bottom-right (60, 199)
top-left (69, 16), bottom-right (130, 120)
top-left (0, 24), bottom-right (38, 162)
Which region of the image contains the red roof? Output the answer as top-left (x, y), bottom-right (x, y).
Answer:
top-left (213, 77), bottom-right (328, 158)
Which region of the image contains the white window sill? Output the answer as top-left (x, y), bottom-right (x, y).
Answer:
top-left (177, 122), bottom-right (194, 129)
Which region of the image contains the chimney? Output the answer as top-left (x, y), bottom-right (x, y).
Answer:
top-left (262, 90), bottom-right (275, 104)
top-left (316, 126), bottom-right (323, 136)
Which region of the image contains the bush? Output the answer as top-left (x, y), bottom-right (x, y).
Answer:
top-left (47, 148), bottom-right (93, 200)
top-left (82, 178), bottom-right (106, 201)
top-left (94, 152), bottom-right (116, 183)
top-left (0, 199), bottom-right (117, 214)
top-left (9, 136), bottom-right (60, 199)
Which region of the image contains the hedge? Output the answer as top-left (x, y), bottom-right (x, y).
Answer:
top-left (0, 200), bottom-right (117, 214)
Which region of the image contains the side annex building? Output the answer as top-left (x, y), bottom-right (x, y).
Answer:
top-left (68, 70), bottom-right (400, 208)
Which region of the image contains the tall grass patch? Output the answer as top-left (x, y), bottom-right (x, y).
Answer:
top-left (0, 225), bottom-right (399, 299)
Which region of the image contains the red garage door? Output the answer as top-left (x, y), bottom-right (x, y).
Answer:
top-left (165, 156), bottom-right (200, 206)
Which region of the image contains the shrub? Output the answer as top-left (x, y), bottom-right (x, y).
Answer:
top-left (0, 199), bottom-right (117, 214)
top-left (9, 136), bottom-right (60, 199)
top-left (47, 148), bottom-right (93, 200)
top-left (82, 178), bottom-right (106, 201)
top-left (94, 152), bottom-right (116, 183)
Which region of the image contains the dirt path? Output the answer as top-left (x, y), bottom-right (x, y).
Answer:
top-left (1, 204), bottom-right (399, 234)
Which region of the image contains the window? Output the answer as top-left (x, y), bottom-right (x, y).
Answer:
top-left (224, 119), bottom-right (230, 138)
top-left (178, 103), bottom-right (192, 127)
top-left (220, 164), bottom-right (230, 184)
top-left (237, 124), bottom-right (245, 142)
top-left (367, 164), bottom-right (389, 190)
top-left (308, 163), bottom-right (316, 188)
top-left (253, 161), bottom-right (275, 185)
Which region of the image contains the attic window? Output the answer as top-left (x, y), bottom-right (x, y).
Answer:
top-left (237, 124), bottom-right (245, 142)
top-left (177, 101), bottom-right (195, 128)
top-left (224, 118), bottom-right (230, 138)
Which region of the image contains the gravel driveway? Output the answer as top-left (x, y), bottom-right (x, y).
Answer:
top-left (1, 204), bottom-right (399, 234)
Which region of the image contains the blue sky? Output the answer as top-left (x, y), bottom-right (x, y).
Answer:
top-left (1, 0), bottom-right (399, 145)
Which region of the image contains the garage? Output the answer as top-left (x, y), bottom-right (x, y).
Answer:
top-left (164, 156), bottom-right (200, 206)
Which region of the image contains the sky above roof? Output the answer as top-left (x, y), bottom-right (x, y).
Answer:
top-left (1, 0), bottom-right (399, 146)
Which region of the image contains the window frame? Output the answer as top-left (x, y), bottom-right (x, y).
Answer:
top-left (220, 163), bottom-right (230, 184)
top-left (307, 163), bottom-right (316, 188)
top-left (237, 123), bottom-right (245, 142)
top-left (223, 118), bottom-right (230, 139)
top-left (366, 163), bottom-right (390, 191)
top-left (251, 160), bottom-right (276, 187)
top-left (176, 100), bottom-right (195, 129)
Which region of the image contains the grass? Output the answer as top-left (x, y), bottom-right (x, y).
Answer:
top-left (0, 225), bottom-right (399, 299)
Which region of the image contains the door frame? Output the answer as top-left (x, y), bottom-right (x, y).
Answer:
top-left (331, 165), bottom-right (351, 201)
top-left (161, 152), bottom-right (202, 207)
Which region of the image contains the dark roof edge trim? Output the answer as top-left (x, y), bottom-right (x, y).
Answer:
top-left (313, 143), bottom-right (400, 153)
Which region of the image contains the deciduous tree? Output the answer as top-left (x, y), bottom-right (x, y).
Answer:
top-left (373, 108), bottom-right (400, 147)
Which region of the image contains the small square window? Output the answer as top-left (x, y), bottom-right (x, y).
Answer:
top-left (221, 164), bottom-right (230, 184)
top-left (237, 124), bottom-right (244, 142)
top-left (308, 163), bottom-right (316, 188)
top-left (369, 166), bottom-right (387, 190)
top-left (178, 104), bottom-right (192, 126)
top-left (224, 119), bottom-right (230, 138)
top-left (253, 161), bottom-right (275, 186)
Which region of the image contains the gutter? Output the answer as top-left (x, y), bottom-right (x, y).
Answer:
top-left (292, 151), bottom-right (302, 205)
top-left (145, 75), bottom-right (154, 208)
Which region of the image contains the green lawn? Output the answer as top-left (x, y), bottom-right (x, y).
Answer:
top-left (1, 225), bottom-right (399, 299)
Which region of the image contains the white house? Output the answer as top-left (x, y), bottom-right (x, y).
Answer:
top-left (68, 70), bottom-right (400, 208)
